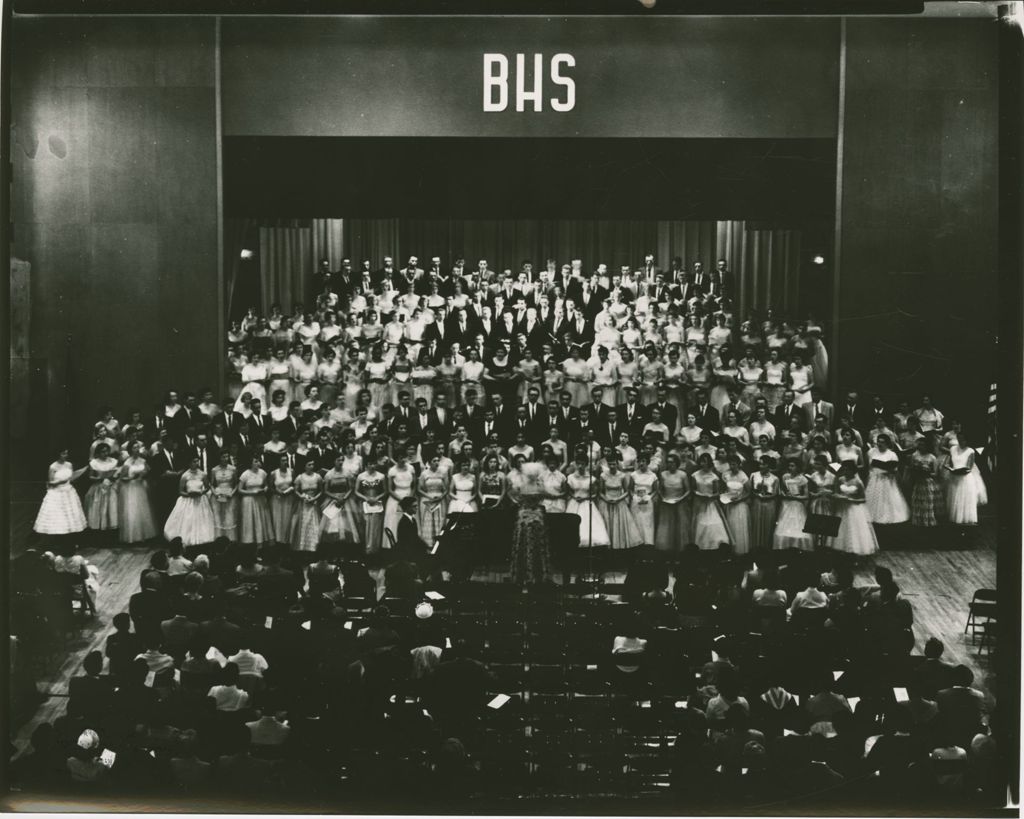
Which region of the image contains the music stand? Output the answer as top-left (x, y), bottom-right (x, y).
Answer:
top-left (804, 514), bottom-right (841, 538)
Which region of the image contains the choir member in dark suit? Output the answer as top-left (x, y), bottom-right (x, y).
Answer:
top-left (691, 390), bottom-right (721, 433)
top-left (647, 387), bottom-right (679, 436)
top-left (773, 390), bottom-right (807, 434)
top-left (617, 387), bottom-right (649, 444)
top-left (149, 440), bottom-right (183, 525)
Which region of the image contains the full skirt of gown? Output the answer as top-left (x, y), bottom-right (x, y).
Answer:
top-left (291, 499), bottom-right (323, 551)
top-left (118, 480), bottom-right (157, 544)
top-left (865, 472), bottom-right (910, 524)
top-left (833, 501), bottom-right (879, 556)
top-left (598, 499), bottom-right (644, 549)
top-left (212, 494), bottom-right (239, 541)
top-left (654, 499), bottom-right (691, 551)
top-left (418, 498), bottom-right (448, 546)
top-left (773, 499), bottom-right (814, 551)
top-left (238, 495), bottom-right (274, 545)
top-left (692, 497), bottom-right (732, 551)
top-left (750, 497), bottom-right (778, 550)
top-left (724, 500), bottom-right (752, 555)
top-left (363, 511), bottom-right (385, 554)
top-left (319, 497), bottom-right (362, 543)
top-left (509, 505), bottom-right (552, 585)
top-left (84, 480), bottom-right (119, 531)
top-left (269, 494), bottom-right (296, 543)
top-left (946, 474), bottom-right (979, 525)
top-left (34, 484), bottom-right (87, 535)
top-left (630, 498), bottom-right (657, 545)
top-left (163, 495), bottom-right (216, 546)
top-left (910, 476), bottom-right (943, 527)
top-left (566, 498), bottom-right (610, 547)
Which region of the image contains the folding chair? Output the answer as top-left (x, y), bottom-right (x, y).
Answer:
top-left (964, 588), bottom-right (997, 639)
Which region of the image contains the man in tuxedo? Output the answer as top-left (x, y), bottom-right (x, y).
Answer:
top-left (208, 422), bottom-right (229, 456)
top-left (543, 398), bottom-right (567, 442)
top-left (691, 389), bottom-right (720, 433)
top-left (275, 403), bottom-right (303, 442)
top-left (234, 424), bottom-right (256, 466)
top-left (179, 393), bottom-right (203, 432)
top-left (429, 394), bottom-right (452, 440)
top-left (868, 394), bottom-right (890, 427)
top-left (189, 433), bottom-right (217, 475)
top-left (452, 308), bottom-right (475, 347)
top-left (842, 390), bottom-right (872, 433)
top-left (567, 307), bottom-right (594, 348)
top-left (247, 399), bottom-right (269, 441)
top-left (647, 386), bottom-right (679, 436)
top-left (304, 432), bottom-right (336, 473)
top-left (719, 389), bottom-right (752, 429)
top-left (410, 398), bottom-right (435, 442)
top-left (280, 443), bottom-right (301, 474)
top-left (804, 387), bottom-right (836, 430)
top-left (712, 258), bottom-right (735, 299)
top-left (375, 255), bottom-right (397, 288)
top-left (595, 408), bottom-right (625, 448)
top-left (421, 337), bottom-right (443, 366)
top-left (395, 497), bottom-right (429, 561)
top-left (473, 409), bottom-right (500, 450)
top-left (394, 391), bottom-right (415, 429)
top-left (640, 253), bottom-right (659, 284)
top-left (586, 387), bottom-right (609, 426)
top-left (617, 386), bottom-right (649, 444)
top-left (149, 439), bottom-right (183, 525)
top-left (490, 394), bottom-right (515, 446)
top-left (521, 386), bottom-right (547, 447)
top-left (773, 390), bottom-right (806, 434)
top-left (547, 307), bottom-right (568, 346)
top-left (558, 391), bottom-right (579, 428)
top-left (458, 389), bottom-right (482, 430)
top-left (577, 281), bottom-right (600, 320)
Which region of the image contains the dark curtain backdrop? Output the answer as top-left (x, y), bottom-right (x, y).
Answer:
top-left (227, 218), bottom-right (803, 319)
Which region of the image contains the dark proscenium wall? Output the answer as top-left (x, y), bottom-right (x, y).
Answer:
top-left (839, 19), bottom-right (998, 433)
top-left (11, 18), bottom-right (220, 466)
top-left (221, 16), bottom-right (840, 138)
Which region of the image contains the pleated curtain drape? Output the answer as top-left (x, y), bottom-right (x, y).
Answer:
top-left (230, 218), bottom-right (803, 319)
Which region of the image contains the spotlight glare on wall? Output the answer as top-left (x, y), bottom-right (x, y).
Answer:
top-left (240, 249), bottom-right (254, 260)
top-left (812, 255), bottom-right (825, 265)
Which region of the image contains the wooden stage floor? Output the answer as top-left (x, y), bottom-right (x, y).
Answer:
top-left (7, 485), bottom-right (999, 757)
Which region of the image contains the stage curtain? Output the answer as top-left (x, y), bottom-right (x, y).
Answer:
top-left (312, 218), bottom-right (345, 271)
top-left (717, 220), bottom-right (802, 317)
top-left (258, 222), bottom-right (312, 314)
top-left (225, 217), bottom-right (259, 319)
top-left (234, 218), bottom-right (803, 320)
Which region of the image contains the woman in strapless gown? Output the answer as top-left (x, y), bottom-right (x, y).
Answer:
top-left (478, 457), bottom-right (507, 510)
top-left (355, 464), bottom-right (388, 554)
top-left (566, 462), bottom-right (610, 548)
top-left (630, 456), bottom-right (659, 544)
top-left (808, 458), bottom-right (837, 549)
top-left (210, 455), bottom-right (239, 542)
top-left (655, 454), bottom-right (691, 551)
top-left (291, 465), bottom-right (324, 552)
top-left (365, 350), bottom-right (391, 410)
top-left (944, 436), bottom-right (981, 525)
top-left (237, 460), bottom-right (274, 547)
top-left (163, 460), bottom-right (216, 546)
top-left (320, 459), bottom-right (362, 545)
top-left (384, 457), bottom-right (417, 543)
top-left (448, 464), bottom-right (480, 514)
top-left (749, 464), bottom-right (779, 551)
top-left (118, 443), bottom-right (157, 544)
top-left (417, 456), bottom-right (450, 545)
top-left (832, 465), bottom-right (879, 556)
top-left (720, 460), bottom-right (752, 555)
top-left (34, 451), bottom-right (88, 537)
top-left (598, 457), bottom-right (643, 549)
top-left (691, 455), bottom-right (732, 551)
top-left (269, 457), bottom-right (297, 545)
top-left (84, 446), bottom-right (120, 534)
top-left (788, 358), bottom-right (814, 408)
top-left (773, 463), bottom-right (814, 551)
top-left (864, 436), bottom-right (910, 525)
top-left (908, 439), bottom-right (943, 528)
